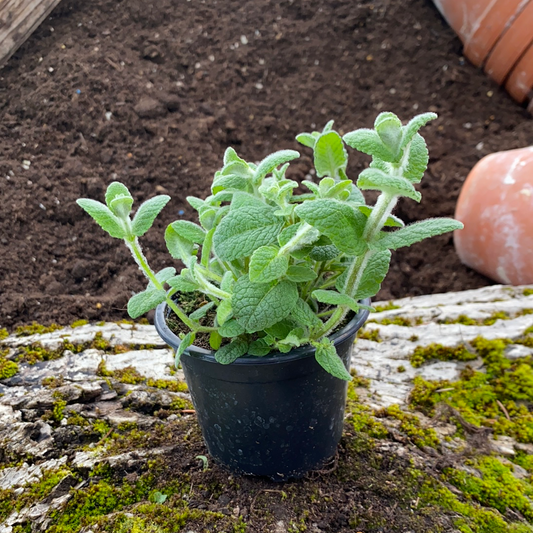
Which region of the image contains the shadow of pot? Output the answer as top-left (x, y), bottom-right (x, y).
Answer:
top-left (454, 146), bottom-right (533, 285)
top-left (433, 0), bottom-right (533, 105)
top-left (154, 300), bottom-right (370, 481)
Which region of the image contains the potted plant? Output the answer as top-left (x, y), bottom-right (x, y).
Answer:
top-left (77, 111), bottom-right (462, 480)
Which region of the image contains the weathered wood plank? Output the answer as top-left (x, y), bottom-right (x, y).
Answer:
top-left (0, 0), bottom-right (62, 67)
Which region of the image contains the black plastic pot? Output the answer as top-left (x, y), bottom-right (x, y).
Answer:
top-left (154, 301), bottom-right (370, 481)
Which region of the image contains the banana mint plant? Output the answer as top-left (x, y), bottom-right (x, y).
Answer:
top-left (78, 112), bottom-right (462, 381)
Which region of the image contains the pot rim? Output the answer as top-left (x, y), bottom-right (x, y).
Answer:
top-left (154, 298), bottom-right (371, 365)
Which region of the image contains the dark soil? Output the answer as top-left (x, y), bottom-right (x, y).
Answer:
top-left (1, 0), bottom-right (532, 329)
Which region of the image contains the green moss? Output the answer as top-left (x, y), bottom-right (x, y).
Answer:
top-left (357, 327), bottom-right (381, 342)
top-left (0, 328), bottom-right (8, 340)
top-left (93, 420), bottom-right (111, 437)
top-left (0, 358), bottom-right (18, 379)
top-left (397, 365), bottom-right (406, 373)
top-left (112, 366), bottom-right (145, 385)
top-left (345, 382), bottom-right (388, 439)
top-left (409, 334), bottom-right (419, 342)
top-left (50, 399), bottom-right (67, 423)
top-left (482, 311), bottom-right (510, 326)
top-left (442, 314), bottom-right (479, 326)
top-left (375, 404), bottom-right (440, 448)
top-left (15, 322), bottom-right (63, 337)
top-left (42, 376), bottom-right (64, 388)
top-left (169, 397), bottom-right (194, 411)
top-left (146, 378), bottom-right (188, 393)
top-left (373, 302), bottom-right (400, 312)
top-left (445, 456), bottom-right (533, 521)
top-left (522, 288), bottom-right (533, 297)
top-left (409, 343), bottom-right (477, 368)
top-left (410, 337), bottom-right (533, 443)
top-left (71, 319), bottom-right (89, 328)
top-left (67, 412), bottom-right (90, 427)
top-left (376, 316), bottom-right (414, 327)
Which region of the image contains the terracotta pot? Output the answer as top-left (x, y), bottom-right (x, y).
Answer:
top-left (454, 146), bottom-right (533, 285)
top-left (433, 0), bottom-right (533, 104)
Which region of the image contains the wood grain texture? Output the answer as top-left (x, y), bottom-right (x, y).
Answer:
top-left (0, 0), bottom-right (62, 67)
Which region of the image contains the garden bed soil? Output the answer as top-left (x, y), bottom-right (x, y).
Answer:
top-left (1, 0), bottom-right (532, 331)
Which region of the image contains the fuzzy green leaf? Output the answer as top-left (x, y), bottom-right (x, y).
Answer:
top-left (358, 206), bottom-right (404, 227)
top-left (404, 133), bottom-right (429, 183)
top-left (187, 196), bottom-right (204, 211)
top-left (401, 112), bottom-right (437, 149)
top-left (109, 195), bottom-right (134, 219)
top-left (309, 243), bottom-right (340, 261)
top-left (213, 194), bottom-right (284, 261)
top-left (290, 298), bottom-right (322, 328)
top-left (295, 199), bottom-right (367, 256)
top-left (249, 246), bottom-right (289, 283)
top-left (373, 218), bottom-right (464, 251)
top-left (285, 265), bottom-right (317, 282)
top-left (176, 332), bottom-right (195, 366)
top-left (148, 267), bottom-right (177, 289)
top-left (215, 338), bottom-right (249, 364)
top-left (77, 199), bottom-right (126, 239)
top-left (248, 339), bottom-right (271, 356)
top-left (357, 168), bottom-right (421, 202)
top-left (167, 272), bottom-right (198, 292)
top-left (164, 225), bottom-right (194, 266)
top-left (232, 277), bottom-right (298, 333)
top-left (218, 318), bottom-right (246, 338)
top-left (343, 129), bottom-right (397, 163)
top-left (216, 299), bottom-right (233, 326)
top-left (127, 288), bottom-right (166, 319)
top-left (105, 182), bottom-right (132, 208)
top-left (253, 150), bottom-right (300, 184)
top-left (296, 133), bottom-right (316, 149)
top-left (223, 147), bottom-right (247, 166)
top-left (209, 331), bottom-right (222, 350)
top-left (190, 301), bottom-right (215, 320)
top-left (352, 250), bottom-right (392, 300)
top-left (374, 112), bottom-right (403, 160)
top-left (168, 220), bottom-right (206, 244)
top-left (131, 195), bottom-right (171, 236)
top-left (312, 290), bottom-right (361, 313)
top-left (315, 339), bottom-right (351, 381)
top-left (220, 272), bottom-right (235, 293)
top-left (314, 131), bottom-right (348, 179)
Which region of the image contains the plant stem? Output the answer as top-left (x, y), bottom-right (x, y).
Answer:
top-left (125, 238), bottom-right (211, 333)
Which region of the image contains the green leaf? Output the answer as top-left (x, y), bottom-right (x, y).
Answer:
top-left (373, 218), bottom-right (464, 251)
top-left (105, 182), bottom-right (132, 208)
top-left (248, 339), bottom-right (271, 356)
top-left (322, 120), bottom-right (335, 133)
top-left (215, 338), bottom-right (249, 364)
top-left (404, 133), bottom-right (429, 183)
top-left (131, 195), bottom-right (171, 236)
top-left (351, 250), bottom-right (392, 300)
top-left (249, 246), bottom-right (289, 283)
top-left (358, 206), bottom-right (404, 227)
top-left (212, 193), bottom-right (284, 261)
top-left (187, 196), bottom-right (204, 211)
top-left (312, 290), bottom-right (360, 313)
top-left (218, 318), bottom-right (246, 337)
top-left (253, 150), bottom-right (300, 184)
top-left (209, 330), bottom-right (222, 350)
top-left (401, 112), bottom-right (437, 149)
top-left (295, 199), bottom-right (367, 256)
top-left (199, 208), bottom-right (216, 230)
top-left (374, 112), bottom-right (403, 160)
top-left (357, 168), bottom-right (421, 202)
top-left (278, 223), bottom-right (319, 249)
top-left (232, 277), bottom-right (298, 333)
top-left (190, 301), bottom-right (215, 320)
top-left (285, 265), bottom-right (317, 282)
top-left (201, 228), bottom-right (214, 267)
top-left (314, 339), bottom-right (351, 381)
top-left (220, 272), bottom-right (235, 293)
top-left (216, 299), bottom-right (233, 326)
top-left (127, 288), bottom-right (166, 319)
top-left (343, 129), bottom-right (397, 163)
top-left (302, 180), bottom-right (320, 196)
top-left (296, 132), bottom-right (316, 149)
top-left (265, 320), bottom-right (293, 339)
top-left (168, 220), bottom-right (206, 244)
top-left (167, 274), bottom-right (198, 292)
top-left (109, 195), bottom-right (134, 219)
top-left (148, 267), bottom-right (177, 289)
top-left (314, 131), bottom-right (348, 179)
top-left (165, 224), bottom-right (194, 266)
top-left (223, 147), bottom-right (247, 166)
top-left (176, 332), bottom-right (195, 367)
top-left (309, 243), bottom-right (340, 261)
top-left (76, 199), bottom-right (126, 239)
top-left (348, 184), bottom-right (366, 205)
top-left (290, 298), bottom-right (322, 328)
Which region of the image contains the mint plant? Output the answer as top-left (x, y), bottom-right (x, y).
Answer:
top-left (77, 112), bottom-right (463, 380)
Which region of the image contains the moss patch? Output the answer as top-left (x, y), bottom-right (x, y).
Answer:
top-left (409, 343), bottom-right (478, 368)
top-left (15, 323), bottom-right (64, 337)
top-left (0, 357), bottom-right (18, 379)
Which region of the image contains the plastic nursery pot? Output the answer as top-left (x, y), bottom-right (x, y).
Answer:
top-left (454, 146), bottom-right (533, 285)
top-left (154, 300), bottom-right (370, 481)
top-left (432, 0), bottom-right (533, 104)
